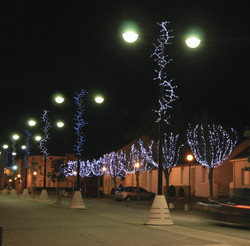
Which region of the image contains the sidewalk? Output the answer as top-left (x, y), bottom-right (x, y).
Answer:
top-left (0, 195), bottom-right (248, 246)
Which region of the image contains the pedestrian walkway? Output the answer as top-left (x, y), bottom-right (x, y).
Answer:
top-left (0, 195), bottom-right (249, 246)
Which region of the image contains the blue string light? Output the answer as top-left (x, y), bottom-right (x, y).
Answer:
top-left (162, 133), bottom-right (183, 170)
top-left (187, 124), bottom-right (237, 168)
top-left (38, 110), bottom-right (51, 157)
top-left (24, 129), bottom-right (32, 168)
top-left (91, 158), bottom-right (105, 176)
top-left (152, 21), bottom-right (178, 123)
top-left (73, 89), bottom-right (87, 157)
top-left (125, 139), bottom-right (157, 174)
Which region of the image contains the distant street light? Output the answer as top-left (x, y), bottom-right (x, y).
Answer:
top-left (122, 31), bottom-right (139, 43)
top-left (12, 165), bottom-right (17, 170)
top-left (95, 96), bottom-right (104, 104)
top-left (186, 154), bottom-right (194, 201)
top-left (12, 134), bottom-right (20, 141)
top-left (54, 95), bottom-right (65, 104)
top-left (21, 145), bottom-right (27, 150)
top-left (186, 154), bottom-right (194, 162)
top-left (185, 37), bottom-right (201, 48)
top-left (56, 121), bottom-right (64, 128)
top-left (134, 162), bottom-right (140, 169)
top-left (34, 135), bottom-right (42, 141)
top-left (28, 119), bottom-right (36, 127)
top-left (3, 144), bottom-right (8, 149)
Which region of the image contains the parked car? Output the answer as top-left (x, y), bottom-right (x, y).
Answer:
top-left (115, 186), bottom-right (155, 201)
top-left (194, 198), bottom-right (250, 227)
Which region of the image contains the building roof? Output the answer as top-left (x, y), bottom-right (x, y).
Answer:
top-left (229, 138), bottom-right (250, 161)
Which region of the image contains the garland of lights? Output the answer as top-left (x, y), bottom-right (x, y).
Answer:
top-left (38, 110), bottom-right (51, 157)
top-left (125, 139), bottom-right (157, 174)
top-left (4, 149), bottom-right (8, 167)
top-left (66, 160), bottom-right (92, 178)
top-left (73, 89), bottom-right (87, 157)
top-left (12, 137), bottom-right (17, 166)
top-left (187, 124), bottom-right (237, 168)
top-left (91, 158), bottom-right (104, 177)
top-left (103, 151), bottom-right (125, 178)
top-left (79, 160), bottom-right (92, 178)
top-left (152, 21), bottom-right (178, 124)
top-left (24, 129), bottom-right (32, 168)
top-left (162, 133), bottom-right (183, 170)
top-left (66, 160), bottom-right (77, 176)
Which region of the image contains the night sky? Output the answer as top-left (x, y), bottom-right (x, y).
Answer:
top-left (1, 1), bottom-right (249, 159)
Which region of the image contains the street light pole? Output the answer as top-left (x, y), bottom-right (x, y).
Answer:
top-left (186, 154), bottom-right (194, 201)
top-left (157, 40), bottom-right (165, 196)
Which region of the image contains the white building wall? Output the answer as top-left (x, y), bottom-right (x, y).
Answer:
top-left (194, 166), bottom-right (210, 197)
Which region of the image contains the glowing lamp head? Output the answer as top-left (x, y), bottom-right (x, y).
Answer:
top-left (73, 171), bottom-right (77, 176)
top-left (21, 145), bottom-right (27, 150)
top-left (55, 95), bottom-right (65, 104)
top-left (102, 166), bottom-right (106, 172)
top-left (122, 31), bottom-right (139, 43)
top-left (134, 162), bottom-right (140, 169)
top-left (28, 119), bottom-right (36, 127)
top-left (35, 135), bottom-right (42, 141)
top-left (186, 154), bottom-right (194, 162)
top-left (185, 37), bottom-right (201, 48)
top-left (12, 134), bottom-right (20, 141)
top-left (56, 121), bottom-right (64, 128)
top-left (95, 96), bottom-right (104, 104)
top-left (3, 144), bottom-right (8, 149)
top-left (33, 171), bottom-right (37, 176)
top-left (12, 165), bottom-right (17, 170)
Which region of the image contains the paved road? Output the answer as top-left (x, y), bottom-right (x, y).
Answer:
top-left (0, 195), bottom-right (249, 246)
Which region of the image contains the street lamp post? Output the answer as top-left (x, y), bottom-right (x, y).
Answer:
top-left (134, 162), bottom-right (140, 202)
top-left (186, 154), bottom-right (194, 201)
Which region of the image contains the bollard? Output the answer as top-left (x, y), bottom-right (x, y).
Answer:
top-left (0, 226), bottom-right (3, 246)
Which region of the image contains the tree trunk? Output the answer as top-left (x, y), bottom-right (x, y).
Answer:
top-left (76, 157), bottom-right (80, 191)
top-left (56, 182), bottom-right (60, 205)
top-left (83, 178), bottom-right (87, 199)
top-left (209, 167), bottom-right (214, 198)
top-left (113, 176), bottom-right (116, 190)
top-left (43, 157), bottom-right (47, 188)
top-left (164, 169), bottom-right (170, 205)
top-left (97, 176), bottom-right (100, 199)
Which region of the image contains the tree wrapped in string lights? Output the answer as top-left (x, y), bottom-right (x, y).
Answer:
top-left (66, 159), bottom-right (92, 197)
top-left (161, 133), bottom-right (183, 204)
top-left (125, 139), bottom-right (157, 201)
top-left (38, 110), bottom-right (51, 189)
top-left (91, 157), bottom-right (105, 199)
top-left (79, 160), bottom-right (92, 198)
top-left (187, 124), bottom-right (237, 198)
top-left (103, 151), bottom-right (126, 191)
top-left (152, 21), bottom-right (178, 195)
top-left (73, 89), bottom-right (87, 190)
